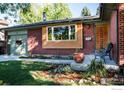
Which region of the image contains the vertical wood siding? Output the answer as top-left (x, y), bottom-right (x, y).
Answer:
top-left (95, 24), bottom-right (109, 50)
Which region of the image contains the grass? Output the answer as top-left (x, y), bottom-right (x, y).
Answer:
top-left (0, 60), bottom-right (116, 85)
top-left (0, 61), bottom-right (60, 85)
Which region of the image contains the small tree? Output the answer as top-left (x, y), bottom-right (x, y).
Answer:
top-left (81, 6), bottom-right (91, 17)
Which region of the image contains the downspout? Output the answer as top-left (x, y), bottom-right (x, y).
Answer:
top-left (99, 3), bottom-right (104, 21)
top-left (116, 6), bottom-right (119, 65)
top-left (4, 30), bottom-right (8, 55)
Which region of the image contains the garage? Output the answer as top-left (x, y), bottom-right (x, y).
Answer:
top-left (8, 31), bottom-right (28, 55)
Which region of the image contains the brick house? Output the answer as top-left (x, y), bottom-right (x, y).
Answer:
top-left (0, 3), bottom-right (124, 66)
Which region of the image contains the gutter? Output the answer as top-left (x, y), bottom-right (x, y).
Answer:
top-left (2, 24), bottom-right (43, 31)
top-left (1, 19), bottom-right (83, 31)
top-left (83, 3), bottom-right (103, 23)
top-left (116, 5), bottom-right (119, 65)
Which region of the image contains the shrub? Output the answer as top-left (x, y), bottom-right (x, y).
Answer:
top-left (86, 59), bottom-right (108, 77)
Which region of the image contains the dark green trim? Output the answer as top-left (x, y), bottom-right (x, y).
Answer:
top-left (4, 25), bottom-right (42, 31)
top-left (116, 9), bottom-right (119, 65)
top-left (94, 23), bottom-right (96, 52)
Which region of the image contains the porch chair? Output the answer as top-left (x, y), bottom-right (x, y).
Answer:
top-left (94, 42), bottom-right (113, 64)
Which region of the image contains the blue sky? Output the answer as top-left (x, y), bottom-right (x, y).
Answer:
top-left (0, 3), bottom-right (99, 18)
top-left (68, 3), bottom-right (99, 17)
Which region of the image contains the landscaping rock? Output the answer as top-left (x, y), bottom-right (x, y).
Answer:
top-left (87, 78), bottom-right (92, 81)
top-left (104, 65), bottom-right (119, 71)
top-left (114, 74), bottom-right (118, 78)
top-left (79, 79), bottom-right (84, 85)
top-left (100, 78), bottom-right (107, 85)
top-left (74, 79), bottom-right (80, 84)
top-left (92, 81), bottom-right (97, 85)
top-left (84, 79), bottom-right (88, 83)
top-left (91, 75), bottom-right (96, 81)
top-left (70, 80), bottom-right (77, 85)
top-left (70, 62), bottom-right (88, 71)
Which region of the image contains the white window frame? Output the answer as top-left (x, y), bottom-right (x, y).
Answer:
top-left (47, 24), bottom-right (77, 41)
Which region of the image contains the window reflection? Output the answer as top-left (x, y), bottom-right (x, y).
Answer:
top-left (48, 25), bottom-right (75, 41)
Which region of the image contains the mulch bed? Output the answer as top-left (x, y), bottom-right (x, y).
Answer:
top-left (31, 71), bottom-right (82, 85)
top-left (111, 75), bottom-right (124, 85)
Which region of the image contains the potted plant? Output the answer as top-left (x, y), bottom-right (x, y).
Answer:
top-left (73, 48), bottom-right (85, 63)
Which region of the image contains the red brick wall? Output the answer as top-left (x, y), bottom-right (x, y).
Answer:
top-left (118, 4), bottom-right (124, 65)
top-left (27, 24), bottom-right (95, 55)
top-left (110, 11), bottom-right (117, 62)
top-left (0, 41), bottom-right (6, 54)
top-left (27, 28), bottom-right (42, 55)
top-left (83, 24), bottom-right (95, 54)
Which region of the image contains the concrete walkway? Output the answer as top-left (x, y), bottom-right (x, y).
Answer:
top-left (0, 55), bottom-right (119, 70)
top-left (0, 54), bottom-right (100, 64)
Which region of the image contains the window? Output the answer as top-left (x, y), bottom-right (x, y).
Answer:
top-left (48, 25), bottom-right (76, 41)
top-left (16, 40), bottom-right (22, 46)
top-left (54, 26), bottom-right (69, 40)
top-left (70, 25), bottom-right (75, 39)
top-left (48, 27), bottom-right (52, 40)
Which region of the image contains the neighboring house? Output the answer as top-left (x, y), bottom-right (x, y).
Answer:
top-left (0, 19), bottom-right (9, 54)
top-left (0, 3), bottom-right (124, 66)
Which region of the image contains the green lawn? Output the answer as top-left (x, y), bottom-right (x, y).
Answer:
top-left (0, 61), bottom-right (60, 85)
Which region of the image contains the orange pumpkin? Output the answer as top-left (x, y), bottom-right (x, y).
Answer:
top-left (73, 53), bottom-right (85, 63)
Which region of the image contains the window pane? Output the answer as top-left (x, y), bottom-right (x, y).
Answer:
top-left (16, 40), bottom-right (22, 46)
top-left (54, 26), bottom-right (69, 40)
top-left (70, 25), bottom-right (75, 40)
top-left (48, 27), bottom-right (52, 40)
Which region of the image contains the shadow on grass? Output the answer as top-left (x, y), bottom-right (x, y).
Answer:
top-left (0, 61), bottom-right (60, 85)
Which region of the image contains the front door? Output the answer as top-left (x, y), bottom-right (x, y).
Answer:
top-left (95, 23), bottom-right (109, 50)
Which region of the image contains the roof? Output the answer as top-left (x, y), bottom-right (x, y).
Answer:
top-left (4, 18), bottom-right (83, 30)
top-left (0, 18), bottom-right (82, 31)
top-left (1, 16), bottom-right (100, 31)
top-left (100, 3), bottom-right (118, 21)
